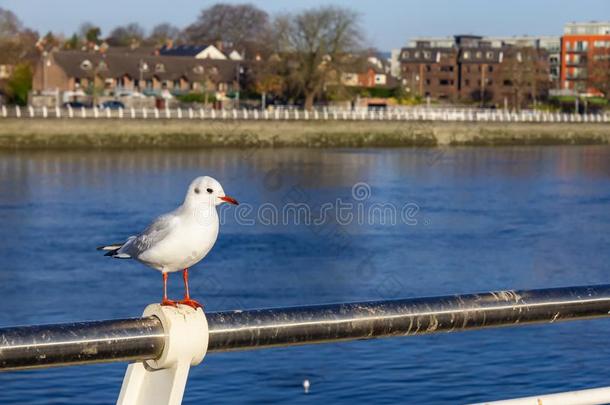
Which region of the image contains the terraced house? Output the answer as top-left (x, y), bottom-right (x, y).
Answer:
top-left (32, 49), bottom-right (241, 104)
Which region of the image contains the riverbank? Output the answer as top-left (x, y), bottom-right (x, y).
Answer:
top-left (0, 119), bottom-right (609, 148)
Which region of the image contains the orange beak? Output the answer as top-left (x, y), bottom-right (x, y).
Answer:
top-left (219, 195), bottom-right (239, 205)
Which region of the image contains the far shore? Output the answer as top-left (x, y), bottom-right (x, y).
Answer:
top-left (0, 118), bottom-right (609, 149)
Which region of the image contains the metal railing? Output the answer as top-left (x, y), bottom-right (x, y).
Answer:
top-left (3, 284), bottom-right (610, 371)
top-left (1, 105), bottom-right (609, 123)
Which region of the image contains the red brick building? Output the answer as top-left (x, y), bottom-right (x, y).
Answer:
top-left (400, 35), bottom-right (550, 108)
top-left (561, 22), bottom-right (610, 95)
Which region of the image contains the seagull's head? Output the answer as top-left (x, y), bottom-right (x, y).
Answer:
top-left (186, 176), bottom-right (239, 207)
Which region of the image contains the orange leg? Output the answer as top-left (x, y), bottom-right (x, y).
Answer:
top-left (179, 268), bottom-right (202, 309)
top-left (161, 272), bottom-right (177, 307)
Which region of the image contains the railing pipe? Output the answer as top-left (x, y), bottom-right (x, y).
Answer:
top-left (0, 318), bottom-right (164, 370)
top-left (2, 285), bottom-right (610, 371)
top-left (205, 284), bottom-right (610, 352)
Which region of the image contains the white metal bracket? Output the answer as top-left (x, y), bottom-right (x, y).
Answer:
top-left (116, 304), bottom-right (208, 405)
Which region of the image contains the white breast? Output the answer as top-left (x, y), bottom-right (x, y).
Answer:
top-left (138, 208), bottom-right (219, 272)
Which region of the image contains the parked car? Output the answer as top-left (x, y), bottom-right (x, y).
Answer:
top-left (62, 101), bottom-right (89, 109)
top-left (98, 100), bottom-right (125, 110)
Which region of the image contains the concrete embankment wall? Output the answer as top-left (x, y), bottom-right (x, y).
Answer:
top-left (0, 119), bottom-right (609, 149)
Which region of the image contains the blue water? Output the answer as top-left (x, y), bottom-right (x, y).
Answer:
top-left (1, 146), bottom-right (610, 404)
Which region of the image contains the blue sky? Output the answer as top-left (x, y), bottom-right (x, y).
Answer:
top-left (2, 0), bottom-right (609, 50)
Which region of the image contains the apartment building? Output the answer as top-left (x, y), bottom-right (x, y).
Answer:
top-left (400, 35), bottom-right (550, 107)
top-left (561, 21), bottom-right (610, 94)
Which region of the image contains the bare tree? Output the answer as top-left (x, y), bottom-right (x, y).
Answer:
top-left (500, 47), bottom-right (549, 110)
top-left (106, 23), bottom-right (146, 47)
top-left (273, 6), bottom-right (363, 110)
top-left (147, 23), bottom-right (181, 47)
top-left (0, 7), bottom-right (22, 37)
top-left (588, 46), bottom-right (610, 99)
top-left (183, 3), bottom-right (271, 57)
top-left (0, 8), bottom-right (38, 64)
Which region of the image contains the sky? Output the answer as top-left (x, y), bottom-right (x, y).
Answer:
top-left (2, 0), bottom-right (610, 50)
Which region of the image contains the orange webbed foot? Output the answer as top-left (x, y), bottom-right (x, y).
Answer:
top-left (161, 298), bottom-right (178, 307)
top-left (179, 298), bottom-right (203, 309)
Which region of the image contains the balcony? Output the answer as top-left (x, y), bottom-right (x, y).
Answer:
top-left (566, 59), bottom-right (588, 67)
top-left (566, 74), bottom-right (588, 80)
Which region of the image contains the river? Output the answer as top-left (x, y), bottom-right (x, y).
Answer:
top-left (1, 146), bottom-right (610, 404)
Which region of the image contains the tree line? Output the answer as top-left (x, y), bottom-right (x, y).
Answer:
top-left (1, 4), bottom-right (368, 109)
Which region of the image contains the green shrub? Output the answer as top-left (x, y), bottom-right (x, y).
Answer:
top-left (6, 63), bottom-right (32, 106)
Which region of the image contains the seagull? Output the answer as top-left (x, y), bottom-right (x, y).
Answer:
top-left (97, 176), bottom-right (238, 308)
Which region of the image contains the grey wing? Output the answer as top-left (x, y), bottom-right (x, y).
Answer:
top-left (118, 213), bottom-right (179, 258)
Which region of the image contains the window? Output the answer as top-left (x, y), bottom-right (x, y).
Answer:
top-left (173, 80), bottom-right (181, 89)
top-left (80, 60), bottom-right (92, 70)
top-left (488, 66), bottom-right (493, 72)
top-left (414, 51), bottom-right (420, 58)
top-left (193, 65), bottom-right (204, 74)
top-left (486, 51), bottom-right (494, 59)
top-left (476, 51), bottom-right (482, 58)
top-left (155, 63), bottom-right (165, 73)
top-left (440, 65), bottom-right (454, 72)
top-left (425, 79), bottom-right (431, 85)
top-left (465, 79), bottom-right (470, 86)
top-left (140, 62), bottom-right (149, 72)
top-left (463, 51), bottom-right (471, 60)
top-left (423, 51), bottom-right (431, 59)
top-left (503, 79), bottom-right (512, 86)
top-left (439, 79), bottom-right (450, 85)
top-left (426, 65), bottom-right (431, 72)
top-left (402, 51), bottom-right (410, 58)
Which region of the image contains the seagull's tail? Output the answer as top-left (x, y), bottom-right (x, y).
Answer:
top-left (97, 243), bottom-right (130, 258)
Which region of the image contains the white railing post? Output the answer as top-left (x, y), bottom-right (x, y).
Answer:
top-left (42, 106), bottom-right (48, 118)
top-left (55, 106), bottom-right (61, 118)
top-left (68, 106), bottom-right (73, 118)
top-left (81, 106), bottom-right (86, 118)
top-left (118, 108), bottom-right (123, 119)
top-left (15, 106), bottom-right (21, 118)
top-left (131, 108), bottom-right (135, 119)
top-left (142, 108), bottom-right (148, 119)
top-left (199, 108), bottom-right (204, 119)
top-left (29, 106), bottom-right (35, 117)
top-left (165, 108), bottom-right (171, 119)
top-left (106, 108), bottom-right (111, 119)
top-left (117, 304), bottom-right (208, 405)
top-left (188, 108), bottom-right (193, 119)
top-left (1, 105), bottom-right (6, 118)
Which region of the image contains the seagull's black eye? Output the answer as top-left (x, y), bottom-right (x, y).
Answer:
top-left (206, 188), bottom-right (213, 194)
top-left (194, 188), bottom-right (200, 194)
